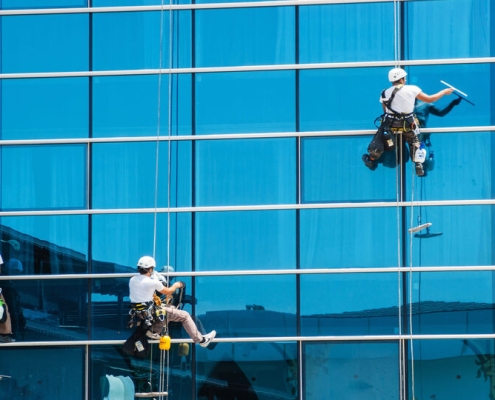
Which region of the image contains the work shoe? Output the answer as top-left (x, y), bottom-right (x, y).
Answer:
top-left (0, 335), bottom-right (15, 343)
top-left (146, 330), bottom-right (161, 340)
top-left (362, 154), bottom-right (376, 170)
top-left (415, 163), bottom-right (425, 177)
top-left (199, 330), bottom-right (216, 348)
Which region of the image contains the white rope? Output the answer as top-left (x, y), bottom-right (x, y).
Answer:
top-left (409, 163), bottom-right (416, 400)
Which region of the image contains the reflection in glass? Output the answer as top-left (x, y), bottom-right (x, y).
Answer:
top-left (196, 275), bottom-right (296, 337)
top-left (195, 211), bottom-right (296, 271)
top-left (1, 145), bottom-right (86, 211)
top-left (0, 347), bottom-right (84, 400)
top-left (195, 138), bottom-right (295, 206)
top-left (303, 342), bottom-right (398, 399)
top-left (197, 342), bottom-right (298, 399)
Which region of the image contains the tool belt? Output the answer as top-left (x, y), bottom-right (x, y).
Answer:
top-left (128, 301), bottom-right (155, 328)
top-left (383, 113), bottom-right (418, 133)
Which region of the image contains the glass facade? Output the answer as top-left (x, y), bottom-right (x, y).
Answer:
top-left (0, 0), bottom-right (494, 399)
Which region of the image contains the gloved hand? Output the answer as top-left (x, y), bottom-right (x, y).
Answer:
top-left (176, 281), bottom-right (186, 290)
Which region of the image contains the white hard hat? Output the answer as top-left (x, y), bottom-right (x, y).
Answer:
top-left (137, 256), bottom-right (156, 270)
top-left (388, 68), bottom-right (407, 82)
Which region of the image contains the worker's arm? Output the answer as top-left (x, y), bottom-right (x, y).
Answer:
top-left (417, 88), bottom-right (453, 103)
top-left (158, 281), bottom-right (184, 296)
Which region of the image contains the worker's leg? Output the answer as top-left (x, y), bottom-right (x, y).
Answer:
top-left (403, 130), bottom-right (424, 176)
top-left (164, 306), bottom-right (203, 343)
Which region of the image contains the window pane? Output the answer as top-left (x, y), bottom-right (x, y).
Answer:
top-left (405, 0), bottom-right (491, 59)
top-left (92, 141), bottom-right (192, 209)
top-left (1, 14), bottom-right (88, 73)
top-left (299, 3), bottom-right (394, 63)
top-left (92, 75), bottom-right (192, 137)
top-left (91, 213), bottom-right (192, 273)
top-left (303, 342), bottom-right (398, 399)
top-left (195, 211), bottom-right (296, 271)
top-left (195, 139), bottom-right (295, 206)
top-left (93, 11), bottom-right (191, 70)
top-left (0, 216), bottom-right (88, 275)
top-left (196, 275), bottom-right (297, 336)
top-left (195, 7), bottom-right (295, 67)
top-left (197, 342), bottom-right (298, 399)
top-left (301, 274), bottom-right (400, 336)
top-left (1, 0), bottom-right (86, 8)
top-left (409, 271), bottom-right (495, 334)
top-left (195, 71), bottom-right (295, 134)
top-left (1, 78), bottom-right (89, 140)
top-left (1, 145), bottom-right (86, 210)
top-left (0, 347), bottom-right (84, 399)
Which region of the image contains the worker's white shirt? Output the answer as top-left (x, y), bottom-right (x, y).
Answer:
top-left (129, 274), bottom-right (164, 303)
top-left (380, 84), bottom-right (422, 114)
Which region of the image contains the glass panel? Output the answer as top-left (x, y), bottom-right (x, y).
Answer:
top-left (197, 342), bottom-right (298, 399)
top-left (195, 211), bottom-right (296, 271)
top-left (1, 78), bottom-right (89, 140)
top-left (408, 271), bottom-right (495, 334)
top-left (92, 11), bottom-right (191, 70)
top-left (92, 141), bottom-right (192, 209)
top-left (406, 205), bottom-right (495, 267)
top-left (299, 67), bottom-right (388, 131)
top-left (195, 71), bottom-right (296, 134)
top-left (303, 342), bottom-right (399, 400)
top-left (196, 275), bottom-right (297, 337)
top-left (93, 0), bottom-right (191, 7)
top-left (1, 145), bottom-right (86, 211)
top-left (91, 213), bottom-right (192, 274)
top-left (300, 208), bottom-right (401, 269)
top-left (0, 347), bottom-right (84, 400)
top-left (1, 0), bottom-right (86, 8)
top-left (0, 216), bottom-right (88, 275)
top-left (92, 75), bottom-right (192, 137)
top-left (195, 7), bottom-right (295, 67)
top-left (405, 0), bottom-right (491, 59)
top-left (299, 3), bottom-right (394, 63)
top-left (1, 14), bottom-right (89, 73)
top-left (195, 139), bottom-right (295, 206)
top-left (301, 273), bottom-right (400, 336)
top-left (0, 278), bottom-right (88, 341)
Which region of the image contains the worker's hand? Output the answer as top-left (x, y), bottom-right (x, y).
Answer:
top-left (176, 281), bottom-right (186, 289)
top-left (443, 88), bottom-right (454, 96)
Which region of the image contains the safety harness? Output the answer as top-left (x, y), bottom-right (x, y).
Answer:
top-left (380, 85), bottom-right (418, 132)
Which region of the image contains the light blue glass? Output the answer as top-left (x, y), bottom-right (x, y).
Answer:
top-left (0, 347), bottom-right (84, 398)
top-left (1, 78), bottom-right (89, 140)
top-left (196, 275), bottom-right (297, 336)
top-left (303, 342), bottom-right (398, 399)
top-left (195, 7), bottom-right (295, 67)
top-left (195, 71), bottom-right (296, 134)
top-left (299, 67), bottom-right (388, 131)
top-left (1, 0), bottom-right (86, 8)
top-left (1, 145), bottom-right (86, 210)
top-left (411, 339), bottom-right (495, 399)
top-left (0, 216), bottom-right (88, 274)
top-left (195, 211), bottom-right (296, 271)
top-left (299, 3), bottom-right (394, 63)
top-left (92, 141), bottom-right (192, 208)
top-left (196, 341), bottom-right (298, 399)
top-left (300, 208), bottom-right (401, 269)
top-left (91, 213), bottom-right (192, 273)
top-left (92, 11), bottom-right (191, 70)
top-left (93, 0), bottom-right (191, 6)
top-left (301, 273), bottom-right (400, 336)
top-left (1, 14), bottom-right (88, 73)
top-left (195, 138), bottom-right (295, 206)
top-left (302, 136), bottom-right (400, 203)
top-left (92, 75), bottom-right (192, 137)
top-left (407, 271), bottom-right (495, 334)
top-left (404, 0), bottom-right (491, 59)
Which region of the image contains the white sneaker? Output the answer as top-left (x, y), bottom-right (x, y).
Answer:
top-left (199, 330), bottom-right (216, 348)
top-left (146, 331), bottom-right (161, 340)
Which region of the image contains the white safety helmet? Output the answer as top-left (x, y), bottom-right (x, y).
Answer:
top-left (137, 256), bottom-right (156, 270)
top-left (388, 68), bottom-right (407, 82)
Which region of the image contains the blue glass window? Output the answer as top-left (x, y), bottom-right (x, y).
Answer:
top-left (1, 78), bottom-right (89, 140)
top-left (92, 75), bottom-right (192, 137)
top-left (1, 0), bottom-right (86, 8)
top-left (1, 14), bottom-right (88, 73)
top-left (299, 3), bottom-right (394, 63)
top-left (92, 11), bottom-right (191, 70)
top-left (195, 71), bottom-right (296, 134)
top-left (195, 138), bottom-right (295, 206)
top-left (1, 145), bottom-right (86, 210)
top-left (195, 211), bottom-right (296, 271)
top-left (195, 7), bottom-right (295, 67)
